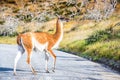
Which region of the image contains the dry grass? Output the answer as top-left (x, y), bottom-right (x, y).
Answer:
top-left (0, 36), bottom-right (16, 44)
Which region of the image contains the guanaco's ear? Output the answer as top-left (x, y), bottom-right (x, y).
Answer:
top-left (65, 18), bottom-right (70, 22)
top-left (55, 14), bottom-right (60, 18)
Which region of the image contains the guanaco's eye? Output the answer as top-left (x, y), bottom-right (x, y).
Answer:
top-left (59, 17), bottom-right (64, 20)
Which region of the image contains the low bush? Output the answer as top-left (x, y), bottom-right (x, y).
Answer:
top-left (85, 26), bottom-right (120, 45)
top-left (0, 20), bottom-right (5, 25)
top-left (85, 28), bottom-right (113, 45)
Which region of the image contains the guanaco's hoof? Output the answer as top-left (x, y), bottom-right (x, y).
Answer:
top-left (33, 71), bottom-right (37, 75)
top-left (46, 70), bottom-right (50, 73)
top-left (52, 67), bottom-right (55, 72)
top-left (13, 72), bottom-right (16, 76)
top-left (52, 69), bottom-right (55, 72)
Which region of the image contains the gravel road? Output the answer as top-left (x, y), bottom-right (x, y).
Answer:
top-left (0, 44), bottom-right (120, 80)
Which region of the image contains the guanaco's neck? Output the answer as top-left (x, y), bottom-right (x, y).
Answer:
top-left (53, 18), bottom-right (63, 41)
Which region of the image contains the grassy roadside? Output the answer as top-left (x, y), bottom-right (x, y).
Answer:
top-left (0, 36), bottom-right (16, 44)
top-left (59, 16), bottom-right (120, 72)
top-left (60, 40), bottom-right (120, 72)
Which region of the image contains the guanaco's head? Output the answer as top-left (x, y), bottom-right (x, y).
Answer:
top-left (59, 17), bottom-right (69, 22)
top-left (56, 14), bottom-right (69, 22)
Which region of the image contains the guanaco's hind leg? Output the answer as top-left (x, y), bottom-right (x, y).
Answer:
top-left (13, 46), bottom-right (24, 75)
top-left (47, 49), bottom-right (56, 72)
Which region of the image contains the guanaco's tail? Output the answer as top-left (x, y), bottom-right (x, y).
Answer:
top-left (17, 34), bottom-right (22, 45)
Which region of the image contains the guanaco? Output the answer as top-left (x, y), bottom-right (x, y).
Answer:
top-left (13, 16), bottom-right (69, 75)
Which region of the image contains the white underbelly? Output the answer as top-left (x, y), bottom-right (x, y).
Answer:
top-left (32, 38), bottom-right (48, 52)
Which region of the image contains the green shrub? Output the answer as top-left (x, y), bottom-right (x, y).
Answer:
top-left (117, 0), bottom-right (120, 3)
top-left (115, 31), bottom-right (120, 38)
top-left (0, 20), bottom-right (5, 25)
top-left (24, 14), bottom-right (33, 22)
top-left (85, 28), bottom-right (113, 45)
top-left (7, 0), bottom-right (15, 3)
top-left (13, 8), bottom-right (19, 13)
top-left (44, 16), bottom-right (50, 22)
top-left (16, 14), bottom-right (33, 22)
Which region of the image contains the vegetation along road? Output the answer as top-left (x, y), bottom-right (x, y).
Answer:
top-left (0, 44), bottom-right (120, 80)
